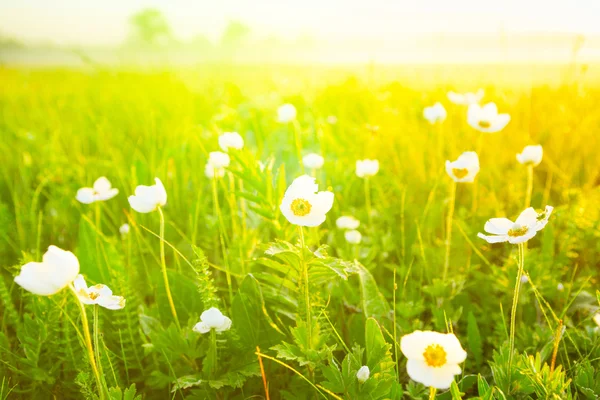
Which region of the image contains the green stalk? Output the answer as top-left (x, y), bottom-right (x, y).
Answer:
top-left (364, 177), bottom-right (373, 227)
top-left (524, 164), bottom-right (534, 209)
top-left (298, 226), bottom-right (311, 348)
top-left (508, 243), bottom-right (525, 386)
top-left (212, 174), bottom-right (234, 304)
top-left (429, 387), bottom-right (437, 400)
top-left (210, 329), bottom-right (217, 378)
top-left (157, 206), bottom-right (180, 330)
top-left (70, 286), bottom-right (105, 400)
top-left (443, 181), bottom-right (457, 281)
top-left (93, 305), bottom-right (106, 387)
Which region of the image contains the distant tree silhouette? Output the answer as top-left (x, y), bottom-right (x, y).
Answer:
top-left (129, 9), bottom-right (173, 46)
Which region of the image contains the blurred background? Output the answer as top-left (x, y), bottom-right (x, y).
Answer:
top-left (1, 0), bottom-right (598, 72)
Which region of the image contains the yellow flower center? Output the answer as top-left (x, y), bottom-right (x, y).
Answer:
top-left (478, 120), bottom-right (491, 128)
top-left (452, 168), bottom-right (469, 179)
top-left (423, 344), bottom-right (447, 368)
top-left (291, 198), bottom-right (312, 216)
top-left (508, 224), bottom-right (529, 237)
top-left (89, 292), bottom-right (100, 300)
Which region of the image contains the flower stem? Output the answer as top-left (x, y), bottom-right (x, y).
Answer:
top-left (210, 328), bottom-right (217, 378)
top-left (429, 386), bottom-right (437, 400)
top-left (70, 287), bottom-right (105, 400)
top-left (93, 305), bottom-right (104, 380)
top-left (212, 175), bottom-right (234, 304)
top-left (525, 164), bottom-right (534, 209)
top-left (292, 120), bottom-right (305, 174)
top-left (298, 226), bottom-right (312, 349)
top-left (364, 177), bottom-right (373, 227)
top-left (550, 319), bottom-right (563, 373)
top-left (157, 206), bottom-right (180, 330)
top-left (443, 181), bottom-right (457, 281)
top-left (508, 243), bottom-right (525, 386)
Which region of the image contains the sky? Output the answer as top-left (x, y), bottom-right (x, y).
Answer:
top-left (1, 0), bottom-right (600, 46)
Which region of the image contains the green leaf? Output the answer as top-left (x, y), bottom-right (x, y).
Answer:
top-left (467, 312), bottom-right (483, 367)
top-left (355, 263), bottom-right (390, 318)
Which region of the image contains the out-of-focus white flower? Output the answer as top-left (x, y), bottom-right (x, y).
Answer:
top-left (73, 275), bottom-right (126, 310)
top-left (128, 178), bottom-right (167, 213)
top-left (345, 230), bottom-right (362, 244)
top-left (356, 159), bottom-right (379, 178)
top-left (277, 103), bottom-right (297, 123)
top-left (205, 151), bottom-right (231, 179)
top-left (447, 89), bottom-right (484, 105)
top-left (516, 145), bottom-right (543, 167)
top-left (119, 223), bottom-right (130, 236)
top-left (400, 330), bottom-right (467, 390)
top-left (445, 152), bottom-right (480, 183)
top-left (336, 216), bottom-right (360, 230)
top-left (14, 245), bottom-right (80, 296)
top-left (477, 206), bottom-right (553, 244)
top-left (467, 103), bottom-right (511, 133)
top-left (76, 177), bottom-right (119, 204)
top-left (593, 313), bottom-right (600, 328)
top-left (423, 102), bottom-right (447, 124)
top-left (520, 275), bottom-right (529, 283)
top-left (326, 115), bottom-right (338, 124)
top-left (193, 307), bottom-right (232, 334)
top-left (557, 283), bottom-right (564, 291)
top-left (356, 366), bottom-right (370, 383)
top-left (280, 175), bottom-right (334, 227)
top-left (303, 153), bottom-right (325, 170)
top-left (218, 132), bottom-right (244, 152)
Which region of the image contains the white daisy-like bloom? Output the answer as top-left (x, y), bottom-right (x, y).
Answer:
top-left (193, 307), bottom-right (232, 334)
top-left (345, 230), bottom-right (362, 244)
top-left (205, 151), bottom-right (231, 179)
top-left (516, 145), bottom-right (543, 167)
top-left (447, 89), bottom-right (484, 105)
top-left (119, 223), bottom-right (130, 236)
top-left (445, 152), bottom-right (480, 183)
top-left (218, 132), bottom-right (244, 152)
top-left (336, 216), bottom-right (360, 230)
top-left (467, 102), bottom-right (511, 133)
top-left (356, 159), bottom-right (379, 178)
top-left (76, 177), bottom-right (119, 204)
top-left (128, 178), bottom-right (167, 213)
top-left (277, 103), bottom-right (297, 123)
top-left (73, 275), bottom-right (126, 310)
top-left (400, 331), bottom-right (467, 390)
top-left (356, 366), bottom-right (370, 383)
top-left (14, 245), bottom-right (80, 296)
top-left (279, 175), bottom-right (334, 227)
top-left (302, 153), bottom-right (325, 170)
top-left (477, 206), bottom-right (553, 244)
top-left (423, 102), bottom-right (447, 124)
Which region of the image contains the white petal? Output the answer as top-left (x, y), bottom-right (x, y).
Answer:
top-left (406, 359), bottom-right (459, 390)
top-left (507, 229), bottom-right (537, 244)
top-left (477, 233), bottom-right (508, 243)
top-left (93, 177), bottom-right (112, 193)
top-left (515, 208), bottom-right (538, 226)
top-left (96, 188), bottom-right (119, 201)
top-left (73, 274), bottom-right (88, 292)
top-left (154, 178), bottom-right (167, 206)
top-left (312, 191), bottom-right (334, 216)
top-left (128, 195), bottom-right (157, 213)
top-left (97, 295), bottom-right (126, 310)
top-left (14, 262), bottom-right (61, 296)
top-left (484, 218), bottom-right (513, 235)
top-left (193, 321), bottom-right (211, 334)
top-left (76, 188), bottom-right (96, 204)
top-left (215, 316), bottom-right (232, 332)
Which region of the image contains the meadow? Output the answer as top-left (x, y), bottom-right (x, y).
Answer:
top-left (0, 64), bottom-right (599, 399)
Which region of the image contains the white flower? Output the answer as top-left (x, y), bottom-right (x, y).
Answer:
top-left (400, 330), bottom-right (467, 390)
top-left (128, 178), bottom-right (167, 213)
top-left (14, 245), bottom-right (80, 296)
top-left (467, 103), bottom-right (511, 133)
top-left (205, 151), bottom-right (231, 179)
top-left (356, 365), bottom-right (370, 383)
top-left (593, 313), bottom-right (600, 328)
top-left (356, 159), bottom-right (379, 178)
top-left (303, 153), bottom-right (325, 170)
top-left (76, 177), bottom-right (119, 204)
top-left (280, 175), bottom-right (334, 227)
top-left (423, 102), bottom-right (447, 124)
top-left (447, 89), bottom-right (484, 105)
top-left (445, 152), bottom-right (480, 183)
top-left (193, 307), bottom-right (232, 334)
top-left (557, 283), bottom-right (564, 291)
top-left (516, 145), bottom-right (543, 167)
top-left (218, 132), bottom-right (244, 152)
top-left (477, 206), bottom-right (553, 244)
top-left (326, 115), bottom-right (338, 124)
top-left (345, 230), bottom-right (362, 244)
top-left (277, 103), bottom-right (297, 123)
top-left (520, 275), bottom-right (529, 283)
top-left (73, 275), bottom-right (126, 310)
top-left (336, 216), bottom-right (360, 230)
top-left (119, 223), bottom-right (130, 236)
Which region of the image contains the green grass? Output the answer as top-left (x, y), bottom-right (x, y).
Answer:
top-left (0, 66), bottom-right (600, 399)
